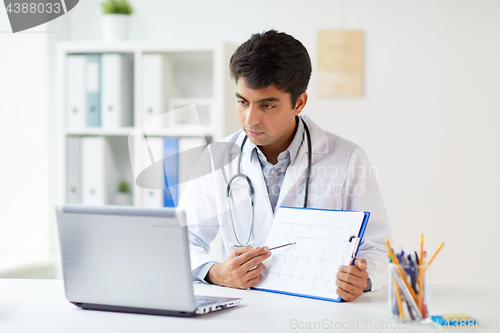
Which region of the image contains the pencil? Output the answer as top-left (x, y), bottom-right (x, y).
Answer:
top-left (417, 275), bottom-right (423, 313)
top-left (385, 238), bottom-right (418, 302)
top-left (417, 241), bottom-right (445, 313)
top-left (418, 234), bottom-right (424, 313)
top-left (420, 242), bottom-right (444, 275)
top-left (419, 234), bottom-right (424, 265)
top-left (393, 277), bottom-right (405, 319)
top-left (426, 242), bottom-right (444, 266)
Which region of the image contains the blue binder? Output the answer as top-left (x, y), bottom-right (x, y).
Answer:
top-left (85, 54), bottom-right (101, 127)
top-left (251, 206), bottom-right (370, 302)
top-left (163, 137), bottom-right (179, 207)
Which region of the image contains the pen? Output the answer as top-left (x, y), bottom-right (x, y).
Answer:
top-left (235, 242), bottom-right (296, 259)
top-left (268, 242), bottom-right (296, 251)
top-left (406, 254), bottom-right (418, 292)
top-left (385, 238), bottom-right (418, 302)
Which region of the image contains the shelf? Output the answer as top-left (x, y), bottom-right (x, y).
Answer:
top-left (141, 126), bottom-right (215, 138)
top-left (57, 41), bottom-right (229, 55)
top-left (57, 41), bottom-right (239, 212)
top-left (66, 127), bottom-right (135, 136)
top-left (65, 127), bottom-right (214, 137)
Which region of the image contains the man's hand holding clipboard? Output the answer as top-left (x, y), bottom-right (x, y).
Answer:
top-left (336, 258), bottom-right (369, 302)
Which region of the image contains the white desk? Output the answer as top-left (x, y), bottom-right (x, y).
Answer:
top-left (1, 279), bottom-right (499, 333)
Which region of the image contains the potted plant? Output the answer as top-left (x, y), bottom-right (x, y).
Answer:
top-left (115, 179), bottom-right (133, 206)
top-left (100, 0), bottom-right (134, 42)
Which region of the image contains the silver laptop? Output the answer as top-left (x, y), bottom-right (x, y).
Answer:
top-left (55, 204), bottom-right (241, 317)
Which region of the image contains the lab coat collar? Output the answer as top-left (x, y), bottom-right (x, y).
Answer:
top-left (234, 115), bottom-right (331, 216)
top-left (300, 115), bottom-right (329, 155)
top-left (236, 114), bottom-right (330, 159)
top-left (275, 115), bottom-right (331, 211)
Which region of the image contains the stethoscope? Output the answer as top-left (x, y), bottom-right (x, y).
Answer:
top-left (226, 117), bottom-right (312, 248)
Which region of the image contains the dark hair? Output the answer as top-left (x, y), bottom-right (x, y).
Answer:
top-left (229, 30), bottom-right (312, 108)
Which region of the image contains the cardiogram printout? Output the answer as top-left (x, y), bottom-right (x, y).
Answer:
top-left (252, 206), bottom-right (369, 301)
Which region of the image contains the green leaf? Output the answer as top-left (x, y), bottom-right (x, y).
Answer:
top-left (101, 0), bottom-right (134, 15)
top-left (118, 180), bottom-right (130, 193)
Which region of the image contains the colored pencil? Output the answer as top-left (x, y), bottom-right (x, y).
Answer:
top-left (385, 238), bottom-right (418, 302)
top-left (394, 277), bottom-right (405, 319)
top-left (419, 234), bottom-right (424, 265)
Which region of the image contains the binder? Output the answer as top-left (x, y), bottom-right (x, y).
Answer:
top-left (101, 54), bottom-right (134, 128)
top-left (85, 54), bottom-right (101, 127)
top-left (66, 55), bottom-right (86, 128)
top-left (178, 137), bottom-right (206, 199)
top-left (163, 137), bottom-right (179, 207)
top-left (142, 137), bottom-right (164, 208)
top-left (66, 136), bottom-right (81, 203)
top-left (81, 137), bottom-right (116, 205)
top-left (142, 54), bottom-right (167, 128)
top-left (139, 136), bottom-right (205, 207)
top-left (251, 206), bottom-right (370, 302)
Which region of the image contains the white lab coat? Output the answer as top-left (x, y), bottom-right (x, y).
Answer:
top-left (178, 115), bottom-right (390, 291)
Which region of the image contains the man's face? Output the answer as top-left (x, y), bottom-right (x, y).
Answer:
top-left (236, 78), bottom-right (307, 156)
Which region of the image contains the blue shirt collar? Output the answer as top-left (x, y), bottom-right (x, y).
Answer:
top-left (248, 117), bottom-right (305, 165)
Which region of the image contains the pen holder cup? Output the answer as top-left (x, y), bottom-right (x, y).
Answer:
top-left (388, 263), bottom-right (431, 322)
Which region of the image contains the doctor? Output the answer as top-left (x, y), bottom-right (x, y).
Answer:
top-left (179, 30), bottom-right (389, 302)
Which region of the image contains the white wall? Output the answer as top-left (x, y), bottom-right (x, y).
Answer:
top-left (3, 0), bottom-right (499, 285)
top-left (0, 7), bottom-right (66, 273)
top-left (0, 13), bottom-right (51, 257)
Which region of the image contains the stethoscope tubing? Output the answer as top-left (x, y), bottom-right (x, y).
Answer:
top-left (226, 117), bottom-right (312, 247)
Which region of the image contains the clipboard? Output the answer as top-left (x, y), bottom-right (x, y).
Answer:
top-left (251, 206), bottom-right (370, 302)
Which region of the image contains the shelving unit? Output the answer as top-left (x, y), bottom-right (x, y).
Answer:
top-left (56, 41), bottom-right (238, 206)
top-left (53, 42), bottom-right (239, 268)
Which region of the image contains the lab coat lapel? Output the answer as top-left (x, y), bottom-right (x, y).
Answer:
top-left (275, 116), bottom-right (329, 211)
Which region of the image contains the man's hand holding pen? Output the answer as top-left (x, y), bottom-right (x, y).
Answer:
top-left (206, 246), bottom-right (272, 289)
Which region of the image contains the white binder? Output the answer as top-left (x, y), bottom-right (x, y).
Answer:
top-left (81, 137), bottom-right (116, 205)
top-left (178, 137), bottom-right (207, 199)
top-left (85, 55), bottom-right (101, 127)
top-left (101, 54), bottom-right (134, 128)
top-left (142, 137), bottom-right (164, 207)
top-left (142, 54), bottom-right (169, 128)
top-left (66, 136), bottom-right (81, 203)
top-left (66, 55), bottom-right (86, 128)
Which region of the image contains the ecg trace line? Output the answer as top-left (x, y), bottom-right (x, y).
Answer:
top-left (273, 253), bottom-right (339, 264)
top-left (277, 222), bottom-right (357, 229)
top-left (273, 234), bottom-right (352, 242)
